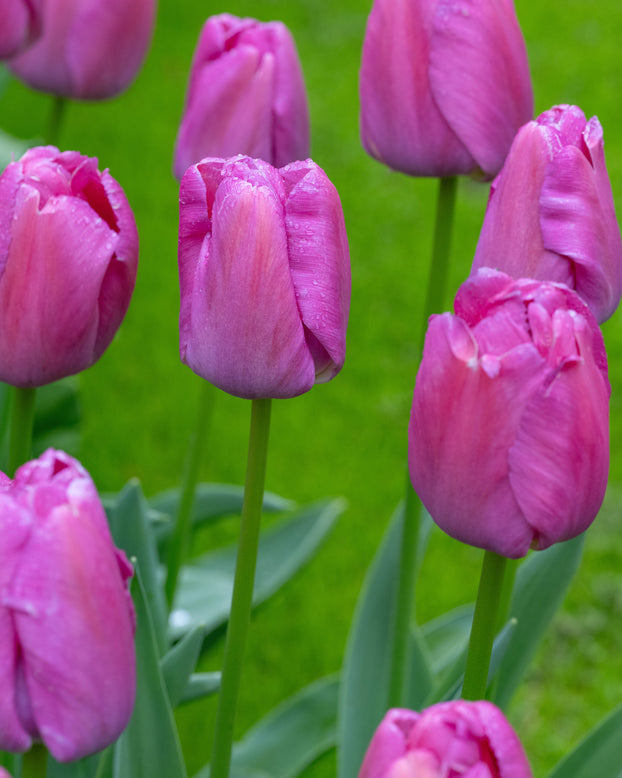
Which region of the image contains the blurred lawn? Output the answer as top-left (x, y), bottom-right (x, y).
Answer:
top-left (3, 0), bottom-right (622, 775)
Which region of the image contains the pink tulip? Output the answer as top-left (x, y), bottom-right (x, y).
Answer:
top-left (8, 0), bottom-right (156, 100)
top-left (178, 155), bottom-right (350, 399)
top-left (472, 104), bottom-right (622, 323)
top-left (0, 0), bottom-right (43, 59)
top-left (409, 269), bottom-right (610, 558)
top-left (359, 703), bottom-right (532, 778)
top-left (173, 14), bottom-right (309, 180)
top-left (0, 145), bottom-right (138, 387)
top-left (0, 449), bottom-right (136, 762)
top-left (359, 0), bottom-right (533, 179)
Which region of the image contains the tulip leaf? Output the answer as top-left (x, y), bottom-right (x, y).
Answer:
top-left (547, 703), bottom-right (622, 778)
top-left (421, 603), bottom-right (474, 676)
top-left (0, 128), bottom-right (31, 172)
top-left (106, 480), bottom-right (169, 656)
top-left (194, 676), bottom-right (339, 778)
top-left (113, 564), bottom-right (187, 778)
top-left (492, 534), bottom-right (584, 710)
top-left (46, 752), bottom-right (103, 778)
top-left (180, 672), bottom-right (221, 705)
top-left (160, 623), bottom-right (206, 708)
top-left (169, 498), bottom-right (344, 642)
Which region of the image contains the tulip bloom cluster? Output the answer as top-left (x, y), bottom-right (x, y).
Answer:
top-left (409, 269), bottom-right (610, 558)
top-left (360, 703), bottom-right (532, 778)
top-left (178, 154), bottom-right (350, 399)
top-left (174, 14), bottom-right (310, 179)
top-left (0, 450), bottom-right (136, 762)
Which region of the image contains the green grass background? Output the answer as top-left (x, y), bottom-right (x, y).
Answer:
top-left (4, 1), bottom-right (622, 775)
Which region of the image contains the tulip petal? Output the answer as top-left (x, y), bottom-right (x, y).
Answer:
top-left (359, 709), bottom-right (419, 778)
top-left (281, 161), bottom-right (350, 382)
top-left (429, 0), bottom-right (533, 178)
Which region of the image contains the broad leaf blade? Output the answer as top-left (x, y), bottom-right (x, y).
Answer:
top-left (547, 704), bottom-right (622, 778)
top-left (160, 624), bottom-right (206, 708)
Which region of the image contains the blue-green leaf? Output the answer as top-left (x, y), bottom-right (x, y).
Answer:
top-left (160, 624), bottom-right (206, 708)
top-left (547, 704), bottom-right (622, 778)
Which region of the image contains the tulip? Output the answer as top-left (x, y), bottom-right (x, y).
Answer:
top-left (0, 0), bottom-right (43, 59)
top-left (0, 145), bottom-right (139, 387)
top-left (173, 14), bottom-right (309, 180)
top-left (359, 0), bottom-right (533, 179)
top-left (359, 703), bottom-right (532, 778)
top-left (472, 104), bottom-right (622, 323)
top-left (0, 449), bottom-right (136, 762)
top-left (7, 0), bottom-right (156, 100)
top-left (179, 155), bottom-right (350, 399)
top-left (409, 269), bottom-right (610, 559)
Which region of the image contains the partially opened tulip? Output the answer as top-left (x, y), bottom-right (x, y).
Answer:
top-left (409, 269), bottom-right (610, 558)
top-left (173, 14), bottom-right (309, 180)
top-left (0, 449), bottom-right (136, 762)
top-left (0, 0), bottom-right (43, 59)
top-left (8, 0), bottom-right (156, 99)
top-left (359, 0), bottom-right (533, 178)
top-left (178, 155), bottom-right (350, 399)
top-left (0, 145), bottom-right (139, 387)
top-left (472, 104), bottom-right (622, 323)
top-left (359, 703), bottom-right (532, 778)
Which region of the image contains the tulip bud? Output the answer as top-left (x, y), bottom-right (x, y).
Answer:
top-left (179, 155), bottom-right (350, 399)
top-left (360, 704), bottom-right (532, 778)
top-left (173, 14), bottom-right (310, 180)
top-left (472, 104), bottom-right (622, 323)
top-left (0, 145), bottom-right (139, 387)
top-left (0, 449), bottom-right (136, 762)
top-left (409, 269), bottom-right (610, 559)
top-left (7, 0), bottom-right (156, 100)
top-left (359, 0), bottom-right (533, 179)
top-left (0, 0), bottom-right (43, 59)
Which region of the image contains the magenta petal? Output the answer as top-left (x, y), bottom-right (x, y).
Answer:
top-left (429, 0), bottom-right (533, 178)
top-left (359, 709), bottom-right (419, 778)
top-left (474, 701), bottom-right (534, 778)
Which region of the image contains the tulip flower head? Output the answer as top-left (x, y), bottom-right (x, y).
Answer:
top-left (472, 104), bottom-right (622, 323)
top-left (0, 0), bottom-right (43, 59)
top-left (359, 0), bottom-right (533, 179)
top-left (8, 0), bottom-right (156, 99)
top-left (0, 450), bottom-right (136, 762)
top-left (178, 155), bottom-right (350, 399)
top-left (0, 145), bottom-right (139, 387)
top-left (409, 269), bottom-right (610, 558)
top-left (173, 14), bottom-right (310, 179)
top-left (359, 703), bottom-right (532, 778)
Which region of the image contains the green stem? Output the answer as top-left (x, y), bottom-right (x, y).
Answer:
top-left (210, 398), bottom-right (272, 778)
top-left (21, 744), bottom-right (47, 778)
top-left (8, 386), bottom-right (36, 476)
top-left (462, 551), bottom-right (508, 700)
top-left (165, 380), bottom-right (215, 608)
top-left (47, 95), bottom-right (67, 146)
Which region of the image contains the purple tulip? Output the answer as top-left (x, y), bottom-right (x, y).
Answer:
top-left (178, 155), bottom-right (350, 399)
top-left (0, 0), bottom-right (43, 59)
top-left (0, 145), bottom-right (139, 387)
top-left (8, 0), bottom-right (156, 100)
top-left (472, 104), bottom-right (622, 323)
top-left (359, 0), bottom-right (533, 179)
top-left (359, 704), bottom-right (532, 778)
top-left (173, 14), bottom-right (309, 180)
top-left (409, 269), bottom-right (610, 558)
top-left (0, 450), bottom-right (136, 762)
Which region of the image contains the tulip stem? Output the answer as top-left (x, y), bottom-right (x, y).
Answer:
top-left (165, 380), bottom-right (215, 609)
top-left (21, 744), bottom-right (47, 778)
top-left (8, 386), bottom-right (36, 476)
top-left (462, 550), bottom-right (507, 701)
top-left (47, 96), bottom-right (67, 146)
top-left (210, 397), bottom-right (272, 778)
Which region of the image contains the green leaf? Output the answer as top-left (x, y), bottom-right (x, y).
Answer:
top-left (547, 704), bottom-right (622, 778)
top-left (0, 128), bottom-right (31, 171)
top-left (194, 676), bottom-right (339, 778)
top-left (421, 604), bottom-right (473, 676)
top-left (170, 498), bottom-right (344, 641)
top-left (492, 534), bottom-right (584, 710)
top-left (46, 752), bottom-right (102, 778)
top-left (179, 672), bottom-right (221, 705)
top-left (160, 623), bottom-right (206, 708)
top-left (113, 565), bottom-right (187, 778)
top-left (106, 480), bottom-right (169, 656)
top-left (32, 377), bottom-right (81, 457)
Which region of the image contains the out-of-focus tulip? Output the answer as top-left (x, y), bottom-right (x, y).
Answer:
top-left (409, 269), bottom-right (610, 559)
top-left (359, 0), bottom-right (533, 179)
top-left (179, 155), bottom-right (350, 399)
top-left (0, 0), bottom-right (43, 59)
top-left (359, 703), bottom-right (532, 778)
top-left (0, 449), bottom-right (136, 762)
top-left (8, 0), bottom-right (156, 100)
top-left (173, 14), bottom-right (309, 180)
top-left (0, 145), bottom-right (139, 387)
top-left (472, 104), bottom-right (622, 323)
